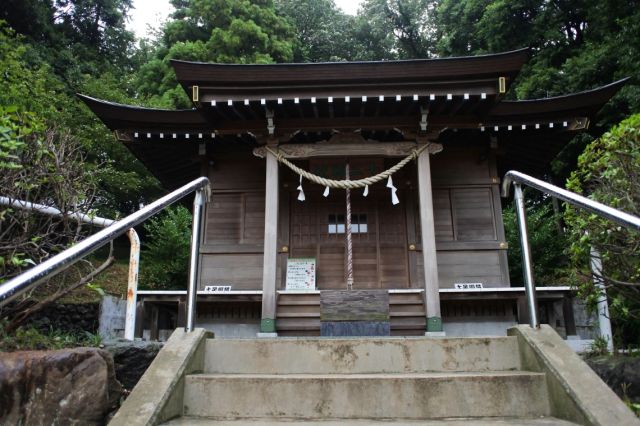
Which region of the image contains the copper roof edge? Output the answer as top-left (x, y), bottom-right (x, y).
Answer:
top-left (170, 47), bottom-right (531, 68)
top-left (500, 78), bottom-right (628, 105)
top-left (491, 78), bottom-right (629, 115)
top-left (76, 93), bottom-right (196, 114)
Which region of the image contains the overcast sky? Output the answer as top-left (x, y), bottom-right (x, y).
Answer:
top-left (127, 0), bottom-right (363, 39)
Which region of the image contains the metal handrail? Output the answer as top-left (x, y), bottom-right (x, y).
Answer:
top-left (502, 171), bottom-right (640, 230)
top-left (501, 170), bottom-right (640, 328)
top-left (0, 177), bottom-right (210, 334)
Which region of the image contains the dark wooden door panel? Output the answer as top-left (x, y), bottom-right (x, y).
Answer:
top-left (289, 187), bottom-right (409, 290)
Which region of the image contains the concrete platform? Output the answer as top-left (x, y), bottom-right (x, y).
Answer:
top-left (183, 371), bottom-right (549, 419)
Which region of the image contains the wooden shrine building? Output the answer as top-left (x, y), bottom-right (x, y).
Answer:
top-left (81, 48), bottom-right (625, 338)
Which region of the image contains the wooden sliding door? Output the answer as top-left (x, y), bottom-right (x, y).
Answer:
top-left (289, 188), bottom-right (409, 289)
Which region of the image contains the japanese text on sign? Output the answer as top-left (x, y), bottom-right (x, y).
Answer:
top-left (285, 258), bottom-right (316, 291)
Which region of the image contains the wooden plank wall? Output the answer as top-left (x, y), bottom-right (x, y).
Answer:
top-left (419, 141), bottom-right (510, 288)
top-left (198, 154), bottom-right (268, 290)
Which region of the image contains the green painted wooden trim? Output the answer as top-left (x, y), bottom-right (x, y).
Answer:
top-left (260, 318), bottom-right (276, 333)
top-left (427, 316), bottom-right (443, 332)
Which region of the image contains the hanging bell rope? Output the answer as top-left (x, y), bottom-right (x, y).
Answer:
top-left (264, 144), bottom-right (429, 190)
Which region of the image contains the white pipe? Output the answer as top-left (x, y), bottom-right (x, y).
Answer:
top-left (0, 196), bottom-right (115, 227)
top-left (590, 247), bottom-right (614, 351)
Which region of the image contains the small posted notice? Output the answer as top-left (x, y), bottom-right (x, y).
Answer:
top-left (285, 258), bottom-right (316, 291)
top-left (203, 285), bottom-right (232, 293)
top-left (454, 283), bottom-right (484, 290)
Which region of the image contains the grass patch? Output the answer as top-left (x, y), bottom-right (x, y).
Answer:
top-left (0, 320), bottom-right (102, 352)
top-left (29, 258), bottom-right (131, 304)
top-left (60, 259), bottom-right (130, 303)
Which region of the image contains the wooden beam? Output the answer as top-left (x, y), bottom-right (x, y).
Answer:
top-left (212, 115), bottom-right (478, 135)
top-left (417, 147), bottom-right (442, 332)
top-left (253, 142), bottom-right (418, 159)
top-left (260, 146), bottom-right (280, 334)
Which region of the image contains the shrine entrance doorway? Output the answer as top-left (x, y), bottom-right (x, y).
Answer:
top-left (288, 182), bottom-right (410, 290)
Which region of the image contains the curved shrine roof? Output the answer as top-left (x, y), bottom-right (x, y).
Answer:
top-left (78, 50), bottom-right (627, 188)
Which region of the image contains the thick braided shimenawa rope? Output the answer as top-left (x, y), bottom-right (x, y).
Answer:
top-left (265, 144), bottom-right (429, 189)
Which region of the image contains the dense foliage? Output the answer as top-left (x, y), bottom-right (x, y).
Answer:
top-left (565, 114), bottom-right (640, 343)
top-left (0, 25), bottom-right (97, 279)
top-left (503, 197), bottom-right (570, 285)
top-left (139, 206), bottom-right (193, 290)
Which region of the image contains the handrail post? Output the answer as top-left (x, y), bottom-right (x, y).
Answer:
top-left (124, 228), bottom-right (140, 340)
top-left (186, 188), bottom-right (207, 332)
top-left (514, 183), bottom-right (539, 328)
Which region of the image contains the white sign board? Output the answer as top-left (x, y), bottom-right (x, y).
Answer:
top-left (454, 283), bottom-right (484, 290)
top-left (203, 285), bottom-right (232, 293)
top-left (285, 258), bottom-right (316, 291)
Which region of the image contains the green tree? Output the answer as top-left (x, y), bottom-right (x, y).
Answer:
top-left (0, 5), bottom-right (161, 214)
top-left (565, 114), bottom-right (640, 344)
top-left (275, 0), bottom-right (354, 62)
top-left (356, 0), bottom-right (438, 59)
top-left (135, 0), bottom-right (295, 108)
top-left (0, 0), bottom-right (136, 78)
top-left (435, 0), bottom-right (492, 55)
top-left (434, 0), bottom-right (639, 118)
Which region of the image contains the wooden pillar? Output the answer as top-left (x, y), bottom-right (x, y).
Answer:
top-left (563, 294), bottom-right (578, 336)
top-left (134, 301), bottom-right (145, 338)
top-left (260, 149), bottom-right (279, 333)
top-left (417, 147), bottom-right (442, 332)
top-left (177, 298), bottom-right (186, 328)
top-left (149, 304), bottom-right (159, 341)
top-left (517, 296), bottom-right (530, 325)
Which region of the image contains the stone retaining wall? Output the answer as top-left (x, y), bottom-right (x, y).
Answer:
top-left (25, 302), bottom-right (100, 335)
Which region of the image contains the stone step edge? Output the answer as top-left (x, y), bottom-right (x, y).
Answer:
top-left (163, 416), bottom-right (579, 425)
top-left (204, 336), bottom-right (517, 342)
top-left (186, 371), bottom-right (544, 380)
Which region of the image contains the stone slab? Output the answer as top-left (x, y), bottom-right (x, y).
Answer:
top-left (321, 321), bottom-right (390, 336)
top-left (320, 290), bottom-right (389, 321)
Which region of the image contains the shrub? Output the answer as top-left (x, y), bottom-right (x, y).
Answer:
top-left (139, 205), bottom-right (192, 290)
top-left (565, 114), bottom-right (640, 345)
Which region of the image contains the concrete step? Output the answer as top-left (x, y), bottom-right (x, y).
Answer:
top-left (203, 336), bottom-right (521, 374)
top-left (183, 371), bottom-right (549, 420)
top-left (164, 417), bottom-right (579, 425)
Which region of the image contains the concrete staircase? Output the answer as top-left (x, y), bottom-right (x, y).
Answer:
top-left (111, 326), bottom-right (638, 425)
top-left (161, 336), bottom-right (575, 424)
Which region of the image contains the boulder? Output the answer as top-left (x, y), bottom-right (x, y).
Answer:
top-left (0, 347), bottom-right (123, 426)
top-left (104, 340), bottom-right (163, 390)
